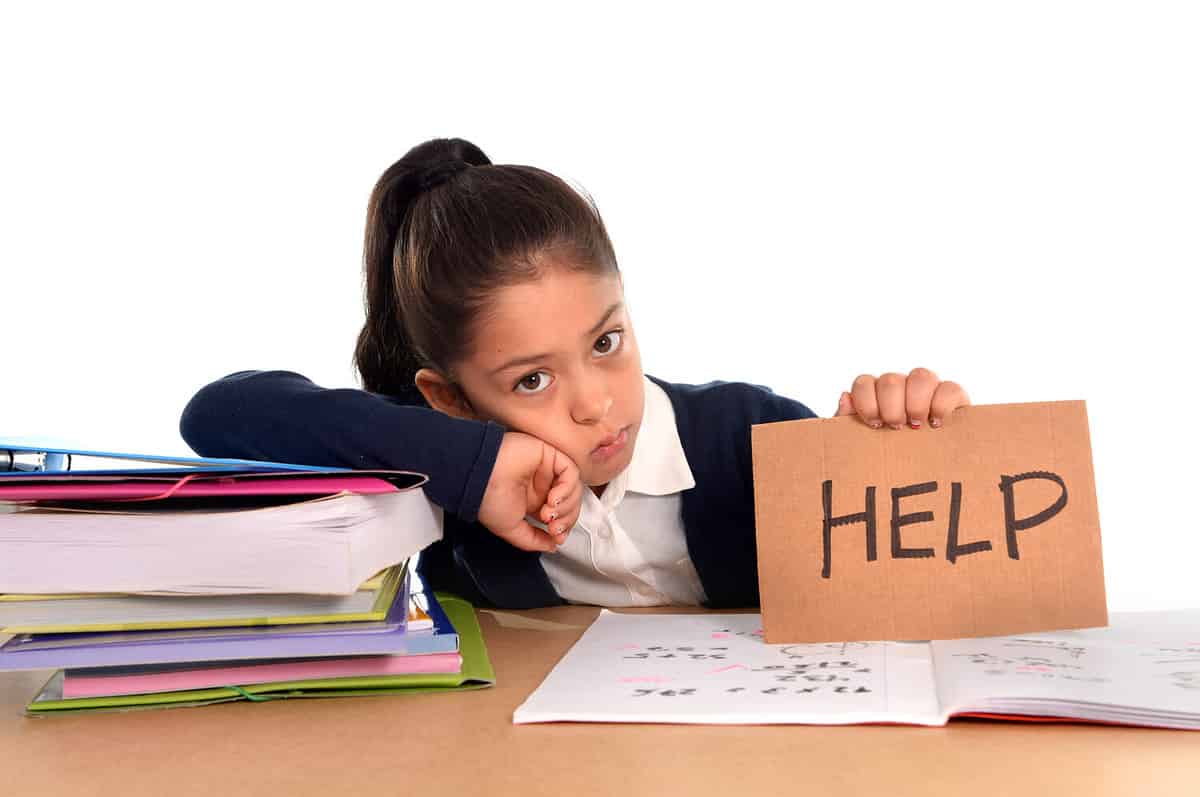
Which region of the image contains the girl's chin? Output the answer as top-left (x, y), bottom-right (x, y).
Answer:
top-left (583, 454), bottom-right (634, 488)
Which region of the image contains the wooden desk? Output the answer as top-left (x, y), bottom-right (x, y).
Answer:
top-left (2, 605), bottom-right (1196, 796)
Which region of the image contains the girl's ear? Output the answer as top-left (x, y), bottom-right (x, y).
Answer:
top-left (414, 368), bottom-right (478, 420)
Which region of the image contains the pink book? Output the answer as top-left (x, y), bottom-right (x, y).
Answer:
top-left (62, 652), bottom-right (463, 698)
top-left (0, 472), bottom-right (415, 502)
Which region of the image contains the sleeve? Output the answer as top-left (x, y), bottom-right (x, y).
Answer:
top-left (178, 370), bottom-right (504, 523)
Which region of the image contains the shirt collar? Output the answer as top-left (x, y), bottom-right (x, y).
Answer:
top-left (624, 375), bottom-right (696, 497)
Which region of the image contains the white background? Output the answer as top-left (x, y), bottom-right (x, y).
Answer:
top-left (2, 2), bottom-right (1196, 611)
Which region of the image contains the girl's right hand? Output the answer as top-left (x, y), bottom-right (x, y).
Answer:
top-left (477, 432), bottom-right (583, 553)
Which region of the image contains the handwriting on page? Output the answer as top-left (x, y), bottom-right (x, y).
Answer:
top-left (623, 641), bottom-right (877, 698)
top-left (944, 637), bottom-right (1200, 692)
top-left (512, 612), bottom-right (946, 725)
top-left (611, 623), bottom-right (888, 703)
top-left (947, 639), bottom-right (1109, 684)
top-left (933, 634), bottom-right (1200, 717)
top-left (1140, 644), bottom-right (1200, 690)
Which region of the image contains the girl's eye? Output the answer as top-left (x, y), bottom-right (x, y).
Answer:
top-left (593, 330), bottom-right (623, 357)
top-left (514, 371), bottom-right (553, 395)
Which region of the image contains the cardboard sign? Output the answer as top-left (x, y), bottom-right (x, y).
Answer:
top-left (751, 401), bottom-right (1107, 643)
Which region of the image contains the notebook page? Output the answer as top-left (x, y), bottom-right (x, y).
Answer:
top-left (931, 634), bottom-right (1200, 722)
top-left (513, 611), bottom-right (943, 725)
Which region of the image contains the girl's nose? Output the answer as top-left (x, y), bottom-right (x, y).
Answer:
top-left (570, 379), bottom-right (613, 425)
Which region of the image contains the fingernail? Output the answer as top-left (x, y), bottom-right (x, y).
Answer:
top-left (555, 498), bottom-right (562, 506)
top-left (869, 420), bottom-right (883, 429)
top-left (930, 417), bottom-right (942, 428)
top-left (909, 419), bottom-right (921, 429)
top-left (889, 423), bottom-right (903, 431)
top-left (549, 512), bottom-right (557, 521)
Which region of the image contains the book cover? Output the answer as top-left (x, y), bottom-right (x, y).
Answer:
top-left (0, 563), bottom-right (406, 634)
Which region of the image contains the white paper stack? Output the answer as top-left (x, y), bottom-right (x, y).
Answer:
top-left (0, 491), bottom-right (442, 596)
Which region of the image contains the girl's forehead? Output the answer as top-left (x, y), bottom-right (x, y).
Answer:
top-left (469, 270), bottom-right (624, 365)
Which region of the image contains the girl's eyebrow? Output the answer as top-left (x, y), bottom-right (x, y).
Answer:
top-left (584, 301), bottom-right (623, 338)
top-left (489, 301), bottom-right (624, 377)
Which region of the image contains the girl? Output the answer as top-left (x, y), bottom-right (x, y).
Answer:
top-left (180, 137), bottom-right (970, 609)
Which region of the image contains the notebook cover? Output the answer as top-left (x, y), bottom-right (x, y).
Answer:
top-left (0, 438), bottom-right (327, 474)
top-left (0, 563), bottom-right (406, 634)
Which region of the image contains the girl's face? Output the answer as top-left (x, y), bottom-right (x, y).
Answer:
top-left (420, 268), bottom-right (645, 488)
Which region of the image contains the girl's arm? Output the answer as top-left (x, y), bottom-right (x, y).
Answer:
top-left (179, 369), bottom-right (503, 523)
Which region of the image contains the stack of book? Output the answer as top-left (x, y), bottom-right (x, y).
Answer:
top-left (0, 441), bottom-right (494, 715)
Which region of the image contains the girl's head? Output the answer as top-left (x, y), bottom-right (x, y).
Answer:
top-left (355, 137), bottom-right (645, 488)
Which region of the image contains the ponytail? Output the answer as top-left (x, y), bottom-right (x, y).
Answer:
top-left (354, 138), bottom-right (490, 396)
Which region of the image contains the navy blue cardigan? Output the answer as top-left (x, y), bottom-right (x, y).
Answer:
top-left (179, 370), bottom-right (818, 609)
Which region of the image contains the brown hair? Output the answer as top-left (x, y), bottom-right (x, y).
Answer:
top-left (354, 137), bottom-right (620, 397)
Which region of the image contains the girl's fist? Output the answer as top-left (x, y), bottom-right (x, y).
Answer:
top-left (834, 367), bottom-right (970, 430)
top-left (478, 432), bottom-right (583, 552)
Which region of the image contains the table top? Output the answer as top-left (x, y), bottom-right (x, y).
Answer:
top-left (3, 604), bottom-right (1197, 796)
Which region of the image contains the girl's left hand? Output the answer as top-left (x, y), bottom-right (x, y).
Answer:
top-left (834, 367), bottom-right (970, 430)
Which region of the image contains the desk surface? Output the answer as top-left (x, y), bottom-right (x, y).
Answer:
top-left (3, 604), bottom-right (1197, 796)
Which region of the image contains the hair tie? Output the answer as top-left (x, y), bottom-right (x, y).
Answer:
top-left (417, 160), bottom-right (471, 194)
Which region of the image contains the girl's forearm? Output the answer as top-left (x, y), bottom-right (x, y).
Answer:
top-left (178, 369), bottom-right (504, 522)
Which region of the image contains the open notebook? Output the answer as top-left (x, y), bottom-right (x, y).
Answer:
top-left (513, 609), bottom-right (1200, 730)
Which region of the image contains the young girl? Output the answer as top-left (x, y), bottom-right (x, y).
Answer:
top-left (180, 137), bottom-right (970, 609)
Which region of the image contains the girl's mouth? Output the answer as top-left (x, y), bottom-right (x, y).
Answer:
top-left (590, 426), bottom-right (629, 463)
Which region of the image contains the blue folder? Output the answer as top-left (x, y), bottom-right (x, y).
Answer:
top-left (0, 437), bottom-right (327, 475)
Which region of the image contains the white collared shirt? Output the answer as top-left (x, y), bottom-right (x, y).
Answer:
top-left (539, 377), bottom-right (707, 607)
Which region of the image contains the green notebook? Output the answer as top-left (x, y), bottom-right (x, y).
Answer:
top-left (2, 563), bottom-right (407, 634)
top-left (24, 593), bottom-right (494, 715)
